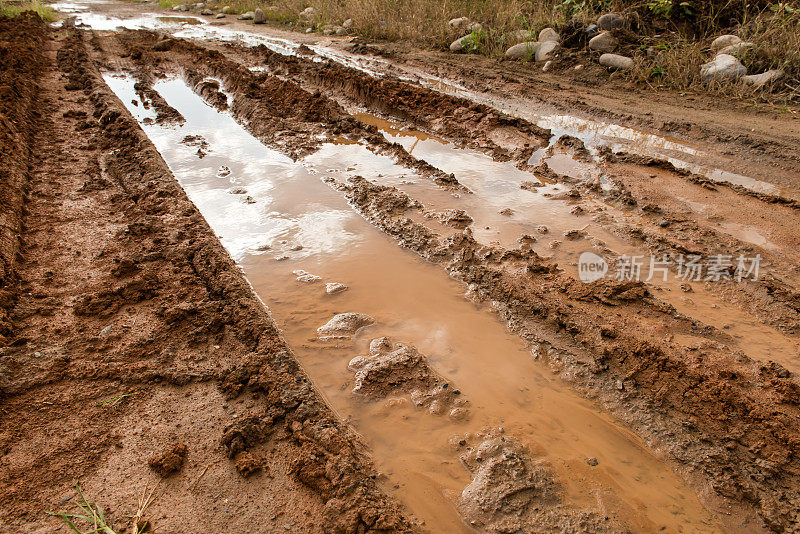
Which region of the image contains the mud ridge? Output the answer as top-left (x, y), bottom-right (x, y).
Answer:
top-left (0, 24), bottom-right (413, 532)
top-left (335, 174), bottom-right (800, 531)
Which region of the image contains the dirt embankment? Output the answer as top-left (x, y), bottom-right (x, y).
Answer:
top-left (0, 21), bottom-right (412, 533)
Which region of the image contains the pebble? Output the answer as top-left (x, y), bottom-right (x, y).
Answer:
top-left (711, 34), bottom-right (741, 52)
top-left (221, 5), bottom-right (232, 14)
top-left (599, 53), bottom-right (634, 70)
top-left (538, 27), bottom-right (560, 43)
top-left (742, 69), bottom-right (784, 88)
top-left (542, 60), bottom-right (552, 72)
top-left (238, 11), bottom-right (254, 20)
top-left (597, 12), bottom-right (624, 30)
top-left (535, 41), bottom-right (560, 62)
top-left (342, 18), bottom-right (353, 29)
top-left (200, 9), bottom-right (212, 15)
top-left (448, 16), bottom-right (470, 31)
top-left (450, 35), bottom-right (473, 52)
top-left (297, 274), bottom-right (322, 283)
top-left (717, 41), bottom-right (753, 56)
top-left (588, 31), bottom-right (618, 53)
top-left (215, 13), bottom-right (224, 18)
top-left (700, 53), bottom-right (747, 82)
top-left (505, 41), bottom-right (539, 59)
top-left (586, 457), bottom-right (599, 466)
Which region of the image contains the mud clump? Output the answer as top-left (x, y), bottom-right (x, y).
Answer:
top-left (457, 433), bottom-right (617, 532)
top-left (316, 312), bottom-right (375, 339)
top-left (148, 443), bottom-right (188, 477)
top-left (349, 338), bottom-right (468, 418)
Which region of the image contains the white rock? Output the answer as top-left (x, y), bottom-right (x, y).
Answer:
top-left (238, 11), bottom-right (254, 20)
top-left (742, 69), bottom-right (784, 88)
top-left (215, 13), bottom-right (225, 18)
top-left (450, 35), bottom-right (473, 52)
top-left (317, 313), bottom-right (375, 339)
top-left (588, 31), bottom-right (617, 52)
top-left (449, 16), bottom-right (470, 30)
top-left (599, 53), bottom-right (634, 70)
top-left (535, 41), bottom-right (560, 62)
top-left (325, 282), bottom-right (348, 294)
top-left (221, 5), bottom-right (232, 13)
top-left (700, 53), bottom-right (747, 82)
top-left (505, 41), bottom-right (540, 59)
top-left (342, 18), bottom-right (353, 28)
top-left (538, 27), bottom-right (560, 43)
top-left (711, 34), bottom-right (741, 52)
top-left (542, 60), bottom-right (552, 72)
top-left (717, 41), bottom-right (753, 56)
top-left (597, 13), bottom-right (624, 30)
top-left (466, 22), bottom-right (483, 32)
top-left (297, 274), bottom-right (322, 283)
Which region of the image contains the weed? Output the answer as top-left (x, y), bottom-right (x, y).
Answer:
top-left (0, 0), bottom-right (57, 21)
top-left (94, 392), bottom-right (139, 407)
top-left (47, 482), bottom-right (117, 534)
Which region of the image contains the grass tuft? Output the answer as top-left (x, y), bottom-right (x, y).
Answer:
top-left (0, 0), bottom-right (57, 21)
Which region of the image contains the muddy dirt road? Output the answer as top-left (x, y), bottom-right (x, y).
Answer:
top-left (1, 2), bottom-right (800, 533)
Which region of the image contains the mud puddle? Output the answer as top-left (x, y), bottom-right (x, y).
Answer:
top-left (103, 73), bottom-right (730, 532)
top-left (59, 0), bottom-right (785, 200)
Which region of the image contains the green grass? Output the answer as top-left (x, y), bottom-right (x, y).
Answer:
top-left (0, 0), bottom-right (57, 21)
top-left (47, 482), bottom-right (118, 534)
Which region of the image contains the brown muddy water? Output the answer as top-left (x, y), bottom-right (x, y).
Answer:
top-left (103, 73), bottom-right (731, 532)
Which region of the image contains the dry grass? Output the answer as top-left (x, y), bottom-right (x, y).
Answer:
top-left (191, 0), bottom-right (799, 100)
top-left (0, 0), bottom-right (57, 21)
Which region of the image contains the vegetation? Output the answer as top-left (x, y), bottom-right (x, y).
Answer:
top-left (0, 0), bottom-right (57, 21)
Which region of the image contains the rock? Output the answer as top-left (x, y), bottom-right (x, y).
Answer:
top-left (508, 29), bottom-right (536, 43)
top-left (597, 12), bottom-right (624, 30)
top-left (588, 31), bottom-right (617, 52)
top-left (535, 41), bottom-right (560, 62)
top-left (586, 457), bottom-right (599, 466)
top-left (499, 208), bottom-right (514, 216)
top-left (200, 9), bottom-right (212, 15)
top-left (221, 5), bottom-right (232, 13)
top-left (466, 22), bottom-right (483, 33)
top-left (536, 225), bottom-right (549, 234)
top-left (542, 60), bottom-right (553, 72)
top-left (585, 23), bottom-right (599, 37)
top-left (253, 8), bottom-right (266, 23)
top-left (599, 53), bottom-right (634, 70)
top-left (717, 41), bottom-right (753, 56)
top-left (325, 282), bottom-right (348, 294)
top-left (300, 6), bottom-right (315, 19)
top-left (179, 4), bottom-right (190, 10)
top-left (450, 35), bottom-right (473, 52)
top-left (449, 16), bottom-right (470, 31)
top-left (700, 54), bottom-right (747, 82)
top-left (317, 313), bottom-right (374, 339)
top-left (297, 273), bottom-right (322, 283)
top-left (172, 5), bottom-right (181, 10)
top-left (742, 69), bottom-right (784, 88)
top-left (98, 325), bottom-right (112, 336)
top-left (538, 27), bottom-right (560, 43)
top-left (711, 34), bottom-right (741, 52)
top-left (505, 41), bottom-right (540, 60)
top-left (342, 18), bottom-right (353, 28)
top-left (574, 64), bottom-right (584, 71)
top-left (215, 13), bottom-right (224, 18)
top-left (238, 11), bottom-right (254, 20)
top-left (334, 26), bottom-right (347, 35)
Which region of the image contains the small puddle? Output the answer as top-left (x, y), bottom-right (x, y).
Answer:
top-left (105, 73), bottom-right (727, 532)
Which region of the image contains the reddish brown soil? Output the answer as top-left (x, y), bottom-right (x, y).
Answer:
top-left (0, 20), bottom-right (411, 533)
